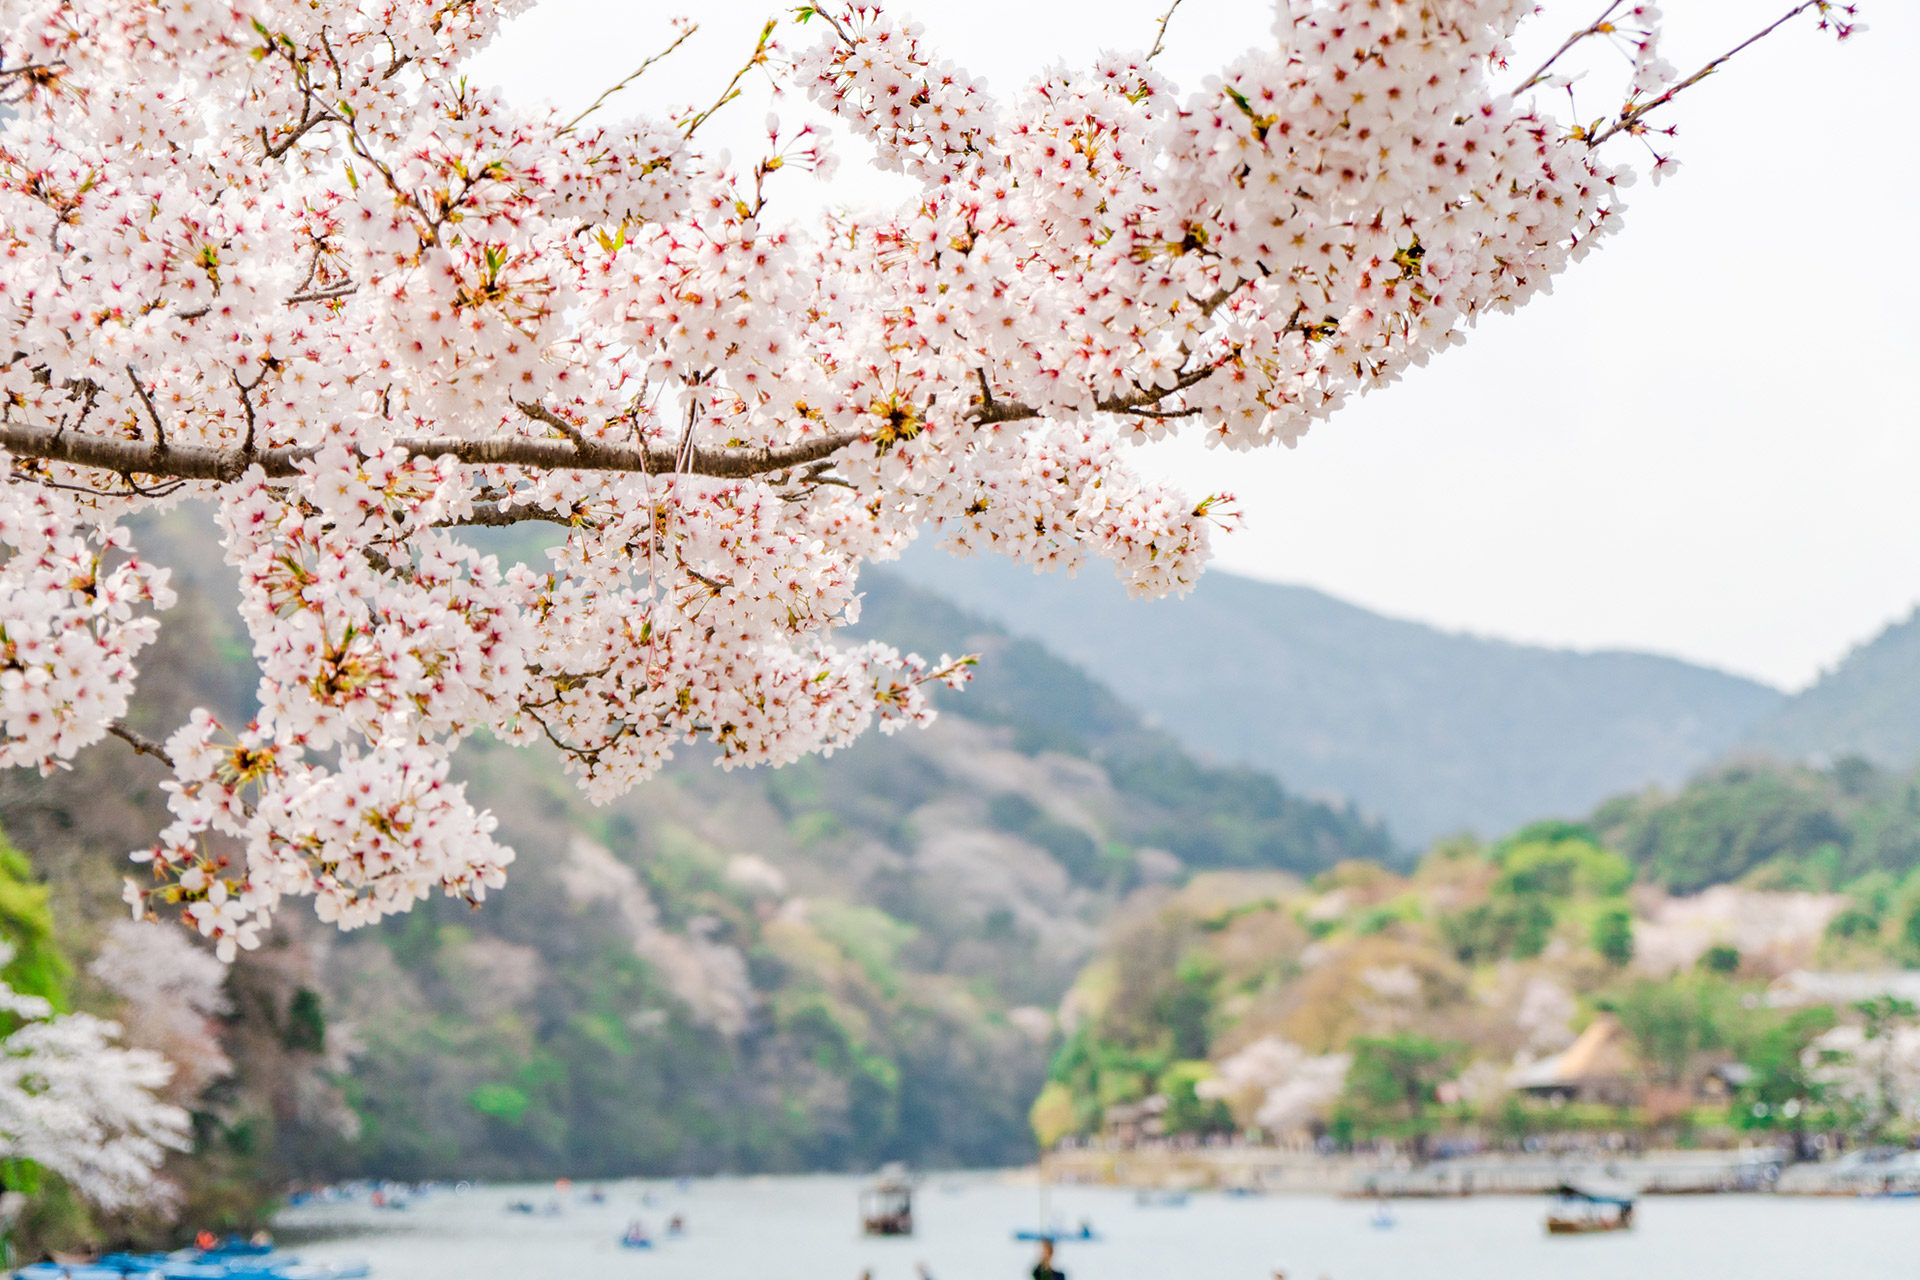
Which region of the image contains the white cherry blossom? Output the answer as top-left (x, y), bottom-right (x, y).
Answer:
top-left (0, 947), bottom-right (190, 1210)
top-left (0, 0), bottom-right (1857, 957)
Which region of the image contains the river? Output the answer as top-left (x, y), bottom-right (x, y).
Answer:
top-left (275, 1174), bottom-right (1917, 1280)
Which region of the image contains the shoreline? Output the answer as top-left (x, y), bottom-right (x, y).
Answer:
top-left (1038, 1144), bottom-right (1916, 1198)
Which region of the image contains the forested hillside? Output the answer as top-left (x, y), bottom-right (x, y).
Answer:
top-left (0, 515), bottom-right (1388, 1208)
top-left (894, 544), bottom-right (1784, 843)
top-left (1589, 757), bottom-right (1920, 945)
top-left (1038, 815), bottom-right (1920, 1157)
top-left (1743, 608), bottom-right (1920, 769)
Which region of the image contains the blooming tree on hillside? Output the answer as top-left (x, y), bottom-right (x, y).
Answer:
top-left (0, 949), bottom-right (190, 1209)
top-left (0, 0), bottom-right (1858, 959)
top-left (90, 920), bottom-right (235, 1102)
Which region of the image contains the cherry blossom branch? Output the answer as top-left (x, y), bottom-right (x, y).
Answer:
top-left (1147, 0), bottom-right (1189, 62)
top-left (681, 19), bottom-right (778, 139)
top-left (976, 363), bottom-right (1223, 426)
top-left (562, 22), bottom-right (701, 133)
top-left (0, 418), bottom-right (864, 483)
top-left (1588, 1), bottom-right (1851, 145)
top-left (108, 722), bottom-right (174, 768)
top-left (796, 4), bottom-right (855, 47)
top-left (1510, 0), bottom-right (1627, 96)
top-left (0, 0), bottom-right (1843, 962)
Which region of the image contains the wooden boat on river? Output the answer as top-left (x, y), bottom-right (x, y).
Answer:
top-left (861, 1166), bottom-right (914, 1237)
top-left (1545, 1182), bottom-right (1635, 1235)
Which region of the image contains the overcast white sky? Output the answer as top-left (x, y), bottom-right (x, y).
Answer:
top-left (473, 0), bottom-right (1918, 691)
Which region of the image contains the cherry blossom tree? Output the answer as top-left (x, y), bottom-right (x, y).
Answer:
top-left (0, 0), bottom-right (1858, 960)
top-left (89, 920), bottom-right (234, 1103)
top-left (0, 947), bottom-right (190, 1211)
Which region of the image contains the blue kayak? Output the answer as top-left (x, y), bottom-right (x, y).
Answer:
top-left (1012, 1228), bottom-right (1099, 1243)
top-left (19, 1252), bottom-right (371, 1280)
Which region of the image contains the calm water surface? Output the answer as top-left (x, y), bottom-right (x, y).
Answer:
top-left (277, 1175), bottom-right (1918, 1280)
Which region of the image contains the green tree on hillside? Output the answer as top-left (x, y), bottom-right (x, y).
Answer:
top-left (1734, 1007), bottom-right (1841, 1159)
top-left (0, 836), bottom-right (70, 1012)
top-left (1592, 904), bottom-right (1634, 966)
top-left (1852, 995), bottom-right (1918, 1141)
top-left (1435, 824), bottom-right (1632, 964)
top-left (1337, 1034), bottom-right (1462, 1156)
top-left (1600, 977), bottom-right (1740, 1086)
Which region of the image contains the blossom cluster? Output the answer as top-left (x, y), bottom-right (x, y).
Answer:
top-left (0, 947), bottom-right (190, 1211)
top-left (0, 465), bottom-right (175, 770)
top-left (0, 0), bottom-right (1848, 952)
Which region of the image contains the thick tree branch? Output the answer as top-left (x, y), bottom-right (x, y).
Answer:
top-left (0, 420), bottom-right (862, 483)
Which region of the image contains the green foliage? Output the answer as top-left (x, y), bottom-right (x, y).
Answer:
top-left (283, 988), bottom-right (326, 1054)
top-left (1700, 944), bottom-right (1741, 973)
top-left (468, 1083), bottom-right (532, 1124)
top-left (0, 837), bottom-right (69, 1011)
top-left (1158, 1060), bottom-right (1233, 1136)
top-left (1733, 1007), bottom-right (1841, 1135)
top-left (1339, 1034), bottom-right (1462, 1137)
top-left (1029, 1081), bottom-right (1078, 1149)
top-left (1591, 759), bottom-right (1920, 894)
top-left (1433, 827), bottom-right (1630, 963)
top-left (806, 900), bottom-right (916, 997)
top-left (1492, 825), bottom-right (1633, 898)
top-left (1599, 976), bottom-right (1742, 1085)
top-left (1094, 913), bottom-right (1219, 1061)
top-left (1439, 896), bottom-right (1553, 963)
top-left (1591, 903), bottom-right (1634, 966)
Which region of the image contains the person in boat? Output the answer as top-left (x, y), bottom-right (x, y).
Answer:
top-left (623, 1220), bottom-right (650, 1247)
top-left (1077, 1219), bottom-right (1094, 1240)
top-left (1032, 1238), bottom-right (1066, 1280)
top-left (667, 1213), bottom-right (686, 1235)
top-left (916, 1264), bottom-right (934, 1280)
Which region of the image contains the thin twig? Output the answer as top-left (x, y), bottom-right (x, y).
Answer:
top-left (1589, 1), bottom-right (1829, 145)
top-left (109, 721), bottom-right (174, 769)
top-left (802, 3), bottom-right (855, 47)
top-left (1147, 0), bottom-right (1188, 62)
top-left (563, 23), bottom-right (701, 133)
top-left (127, 367), bottom-right (168, 451)
top-left (682, 19), bottom-right (777, 139)
top-left (285, 282), bottom-right (357, 306)
top-left (1510, 0), bottom-right (1627, 95)
top-left (516, 399), bottom-right (590, 451)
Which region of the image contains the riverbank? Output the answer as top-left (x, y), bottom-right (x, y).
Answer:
top-left (1041, 1144), bottom-right (1920, 1197)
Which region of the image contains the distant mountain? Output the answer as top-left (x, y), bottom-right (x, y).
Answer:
top-left (1741, 607), bottom-right (1920, 769)
top-left (890, 544), bottom-right (1785, 844)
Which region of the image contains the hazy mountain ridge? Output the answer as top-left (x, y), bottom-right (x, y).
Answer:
top-left (1741, 606), bottom-right (1920, 769)
top-left (892, 544), bottom-right (1786, 843)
